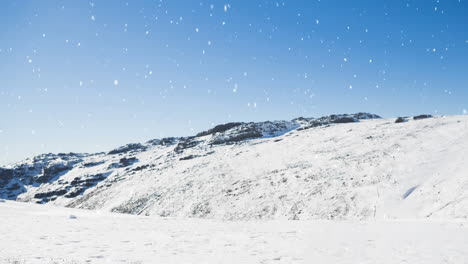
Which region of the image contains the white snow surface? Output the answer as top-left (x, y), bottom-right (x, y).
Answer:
top-left (1, 115), bottom-right (468, 263)
top-left (2, 115), bottom-right (468, 220)
top-left (0, 200), bottom-right (467, 264)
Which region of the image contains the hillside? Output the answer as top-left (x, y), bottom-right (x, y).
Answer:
top-left (1, 113), bottom-right (467, 220)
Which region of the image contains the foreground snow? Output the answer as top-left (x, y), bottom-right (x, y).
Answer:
top-left (0, 201), bottom-right (467, 264)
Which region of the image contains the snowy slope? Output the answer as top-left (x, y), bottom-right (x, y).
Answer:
top-left (0, 200), bottom-right (467, 264)
top-left (1, 113), bottom-right (467, 220)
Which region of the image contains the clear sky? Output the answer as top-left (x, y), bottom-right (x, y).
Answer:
top-left (1, 0), bottom-right (467, 165)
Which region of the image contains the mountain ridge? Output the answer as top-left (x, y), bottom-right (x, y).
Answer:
top-left (1, 112), bottom-right (467, 220)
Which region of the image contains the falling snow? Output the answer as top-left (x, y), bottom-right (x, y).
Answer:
top-left (0, 1), bottom-right (466, 240)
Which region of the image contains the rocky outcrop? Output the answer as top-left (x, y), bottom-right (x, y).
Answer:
top-left (298, 113), bottom-right (381, 131)
top-left (0, 112), bottom-right (382, 206)
top-left (196, 122), bottom-right (244, 137)
top-left (108, 143), bottom-right (147, 155)
top-left (174, 138), bottom-right (203, 154)
top-left (396, 117), bottom-right (409, 123)
top-left (413, 114), bottom-right (433, 120)
top-left (0, 153), bottom-right (85, 200)
top-left (146, 137), bottom-right (181, 146)
top-left (0, 168), bottom-right (14, 184)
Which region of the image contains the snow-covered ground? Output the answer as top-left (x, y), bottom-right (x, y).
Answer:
top-left (0, 200), bottom-right (467, 264)
top-left (1, 114), bottom-right (467, 263)
top-left (2, 114), bottom-right (467, 220)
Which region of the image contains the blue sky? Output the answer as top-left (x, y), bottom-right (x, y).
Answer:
top-left (1, 0), bottom-right (467, 165)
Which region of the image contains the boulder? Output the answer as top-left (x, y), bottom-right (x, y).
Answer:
top-left (413, 114), bottom-right (433, 120)
top-left (395, 117), bottom-right (406, 123)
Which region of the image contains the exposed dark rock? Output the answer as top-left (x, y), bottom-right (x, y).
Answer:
top-left (0, 168), bottom-right (14, 183)
top-left (196, 122), bottom-right (244, 137)
top-left (119, 157), bottom-right (138, 167)
top-left (64, 188), bottom-right (87, 198)
top-left (132, 164), bottom-right (150, 172)
top-left (56, 153), bottom-right (82, 160)
top-left (353, 112), bottom-right (382, 119)
top-left (108, 157), bottom-right (139, 169)
top-left (298, 113), bottom-right (381, 131)
top-left (413, 114), bottom-right (433, 120)
top-left (180, 155), bottom-right (197, 161)
top-left (157, 113), bottom-right (380, 153)
top-left (34, 189), bottom-right (68, 199)
top-left (0, 152), bottom-right (94, 201)
top-left (174, 138), bottom-right (203, 153)
top-left (6, 183), bottom-right (21, 191)
top-left (63, 173), bottom-right (111, 198)
top-left (70, 174), bottom-right (107, 186)
top-left (207, 121), bottom-right (297, 146)
top-left (292, 117), bottom-right (311, 122)
top-left (81, 161), bottom-right (105, 168)
top-left (32, 153), bottom-right (85, 163)
top-left (191, 201), bottom-right (211, 217)
top-left (211, 130), bottom-right (262, 145)
top-left (331, 116), bottom-right (357, 123)
top-left (36, 163), bottom-right (72, 183)
top-left (108, 143), bottom-right (146, 155)
top-left (107, 163), bottom-right (120, 169)
top-left (146, 137), bottom-right (180, 146)
top-left (395, 117), bottom-right (407, 123)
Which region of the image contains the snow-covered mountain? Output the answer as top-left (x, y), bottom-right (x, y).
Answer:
top-left (1, 113), bottom-right (467, 220)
